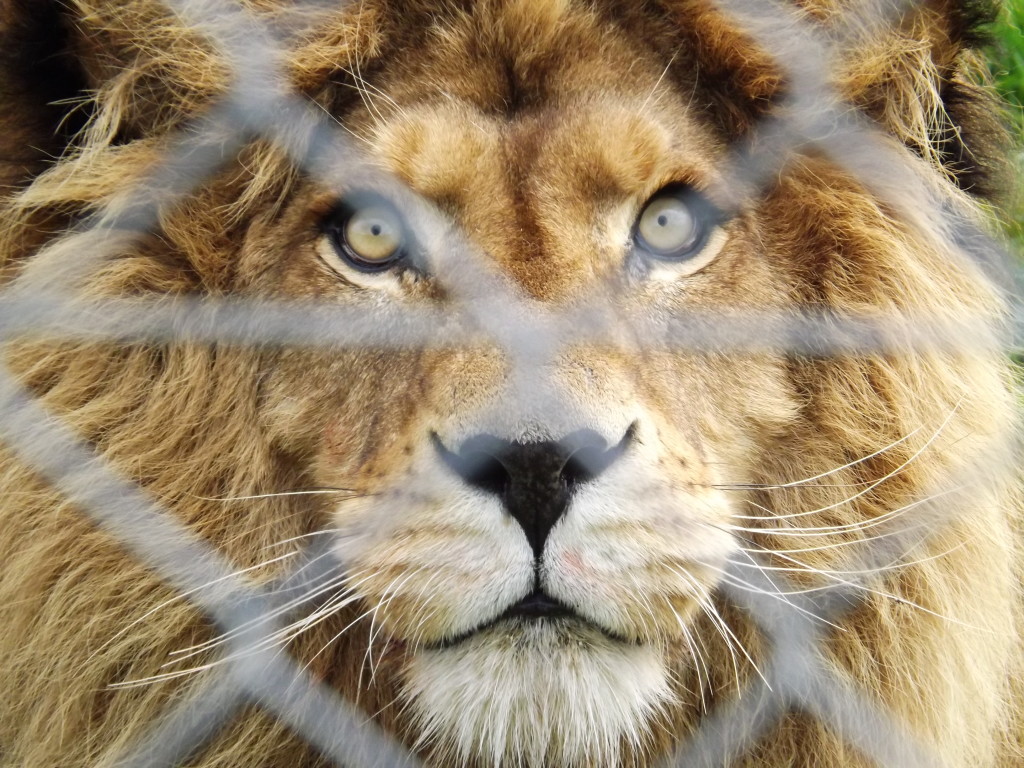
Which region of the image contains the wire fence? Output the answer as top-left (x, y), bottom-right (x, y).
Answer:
top-left (0, 0), bottom-right (1020, 766)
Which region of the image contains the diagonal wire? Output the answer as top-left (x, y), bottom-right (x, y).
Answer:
top-left (0, 0), bottom-right (1018, 765)
top-left (0, 361), bottom-right (418, 766)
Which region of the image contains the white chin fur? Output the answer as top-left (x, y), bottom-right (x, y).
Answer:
top-left (402, 619), bottom-right (674, 767)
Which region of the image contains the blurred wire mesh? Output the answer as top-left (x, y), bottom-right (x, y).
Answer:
top-left (0, 0), bottom-right (1019, 766)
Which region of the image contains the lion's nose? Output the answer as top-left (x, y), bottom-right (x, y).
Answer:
top-left (433, 427), bottom-right (634, 556)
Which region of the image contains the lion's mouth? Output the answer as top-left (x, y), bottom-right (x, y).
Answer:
top-left (502, 589), bottom-right (574, 620)
top-left (433, 589), bottom-right (625, 649)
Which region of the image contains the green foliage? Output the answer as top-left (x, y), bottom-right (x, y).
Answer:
top-left (983, 6), bottom-right (1023, 366)
top-left (985, 3), bottom-right (1024, 248)
top-left (988, 3), bottom-right (1024, 116)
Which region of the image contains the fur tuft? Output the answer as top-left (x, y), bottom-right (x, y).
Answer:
top-left (0, 2), bottom-right (1019, 767)
top-left (404, 622), bottom-right (674, 767)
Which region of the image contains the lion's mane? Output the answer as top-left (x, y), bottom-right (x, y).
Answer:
top-left (0, 1), bottom-right (1021, 766)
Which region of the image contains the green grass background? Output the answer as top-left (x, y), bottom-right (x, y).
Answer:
top-left (986, 3), bottom-right (1023, 367)
top-left (988, 3), bottom-right (1024, 247)
top-left (990, 2), bottom-right (1024, 130)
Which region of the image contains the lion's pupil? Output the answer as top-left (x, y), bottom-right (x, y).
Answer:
top-left (657, 214), bottom-right (668, 227)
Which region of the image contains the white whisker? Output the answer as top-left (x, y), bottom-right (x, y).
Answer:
top-left (191, 488), bottom-right (359, 502)
top-left (91, 549), bottom-right (299, 665)
top-left (730, 540), bottom-right (986, 630)
top-left (721, 425), bottom-right (925, 492)
top-left (721, 486), bottom-right (962, 537)
top-left (733, 404), bottom-right (962, 525)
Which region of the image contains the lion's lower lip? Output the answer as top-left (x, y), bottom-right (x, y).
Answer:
top-left (499, 589), bottom-right (574, 620)
top-left (430, 590), bottom-right (623, 649)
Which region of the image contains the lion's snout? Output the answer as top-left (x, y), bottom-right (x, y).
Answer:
top-left (432, 425), bottom-right (635, 555)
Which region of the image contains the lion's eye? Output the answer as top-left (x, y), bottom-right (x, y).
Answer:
top-left (634, 187), bottom-right (716, 260)
top-left (325, 199), bottom-right (407, 272)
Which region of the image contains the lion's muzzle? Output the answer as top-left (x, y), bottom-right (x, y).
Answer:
top-left (432, 425), bottom-right (635, 556)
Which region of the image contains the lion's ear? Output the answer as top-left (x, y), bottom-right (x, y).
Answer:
top-left (658, 0), bottom-right (1007, 201)
top-left (835, 0), bottom-right (1007, 201)
top-left (0, 0), bottom-right (94, 190)
top-left (0, 0), bottom-right (229, 193)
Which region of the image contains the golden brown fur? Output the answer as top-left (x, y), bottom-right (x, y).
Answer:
top-left (0, 0), bottom-right (1021, 766)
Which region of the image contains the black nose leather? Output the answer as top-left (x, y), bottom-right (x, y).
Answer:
top-left (434, 428), bottom-right (633, 556)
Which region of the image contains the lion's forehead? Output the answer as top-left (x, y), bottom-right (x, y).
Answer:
top-left (320, 8), bottom-right (724, 301)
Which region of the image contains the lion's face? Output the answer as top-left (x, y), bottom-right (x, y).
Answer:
top-left (1, 1), bottom-right (1020, 767)
top-left (249, 8), bottom-right (802, 762)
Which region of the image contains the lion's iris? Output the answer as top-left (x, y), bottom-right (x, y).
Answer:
top-left (324, 197), bottom-right (408, 273)
top-left (634, 187), bottom-right (718, 261)
top-left (345, 205), bottom-right (403, 264)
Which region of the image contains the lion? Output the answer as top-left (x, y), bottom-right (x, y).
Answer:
top-left (0, 0), bottom-right (1020, 766)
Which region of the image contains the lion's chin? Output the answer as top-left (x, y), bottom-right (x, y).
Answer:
top-left (401, 618), bottom-right (675, 767)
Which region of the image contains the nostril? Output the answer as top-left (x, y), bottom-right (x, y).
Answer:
top-left (560, 423), bottom-right (635, 488)
top-left (462, 454), bottom-right (509, 496)
top-left (432, 425), bottom-right (635, 557)
top-left (432, 433), bottom-right (511, 495)
top-left (434, 425), bottom-right (636, 495)
top-left (562, 446), bottom-right (603, 487)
